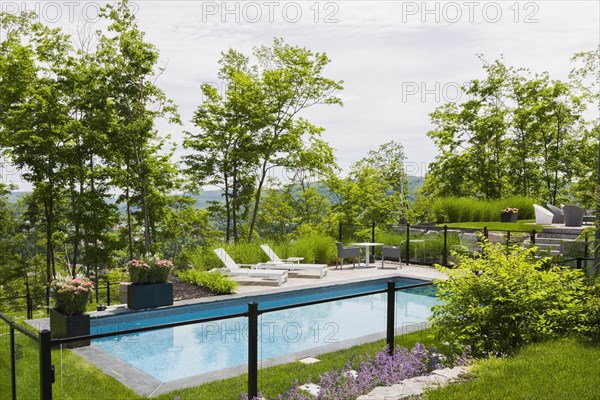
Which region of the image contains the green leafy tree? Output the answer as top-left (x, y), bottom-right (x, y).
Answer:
top-left (97, 1), bottom-right (180, 256)
top-left (425, 56), bottom-right (591, 204)
top-left (186, 38), bottom-right (342, 242)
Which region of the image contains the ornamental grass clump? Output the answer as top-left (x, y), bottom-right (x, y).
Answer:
top-left (126, 254), bottom-right (173, 285)
top-left (50, 273), bottom-right (94, 316)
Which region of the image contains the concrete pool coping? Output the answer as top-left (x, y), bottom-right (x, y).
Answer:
top-left (27, 265), bottom-right (444, 397)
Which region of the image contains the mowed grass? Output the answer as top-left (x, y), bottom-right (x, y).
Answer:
top-left (0, 326), bottom-right (439, 400)
top-left (442, 220), bottom-right (543, 232)
top-left (425, 339), bottom-right (600, 400)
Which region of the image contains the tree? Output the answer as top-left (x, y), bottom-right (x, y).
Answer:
top-left (353, 141), bottom-right (409, 223)
top-left (246, 38), bottom-right (343, 241)
top-left (185, 38), bottom-right (343, 242)
top-left (97, 1), bottom-right (180, 255)
top-left (184, 59), bottom-right (258, 242)
top-left (0, 12), bottom-right (74, 293)
top-left (425, 56), bottom-right (589, 204)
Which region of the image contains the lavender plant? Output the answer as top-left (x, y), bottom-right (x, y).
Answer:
top-left (242, 343), bottom-right (469, 400)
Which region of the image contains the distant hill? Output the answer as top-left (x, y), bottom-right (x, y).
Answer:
top-left (7, 176), bottom-right (426, 208)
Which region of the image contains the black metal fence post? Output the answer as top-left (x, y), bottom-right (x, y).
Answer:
top-left (338, 222), bottom-right (342, 242)
top-left (248, 302), bottom-right (258, 400)
top-left (531, 229), bottom-right (536, 245)
top-left (406, 224), bottom-right (411, 265)
top-left (506, 230), bottom-right (511, 246)
top-left (386, 281), bottom-right (395, 355)
top-left (483, 227), bottom-right (488, 239)
top-left (10, 327), bottom-right (16, 400)
top-left (39, 329), bottom-right (53, 400)
top-left (26, 291), bottom-right (32, 320)
top-left (442, 225), bottom-right (448, 266)
top-left (371, 222), bottom-right (376, 258)
top-left (584, 234), bottom-right (589, 259)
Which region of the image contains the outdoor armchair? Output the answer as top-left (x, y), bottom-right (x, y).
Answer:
top-left (381, 243), bottom-right (403, 268)
top-left (563, 205), bottom-right (584, 227)
top-left (533, 204), bottom-right (554, 225)
top-left (546, 203), bottom-right (565, 224)
top-left (335, 242), bottom-right (361, 268)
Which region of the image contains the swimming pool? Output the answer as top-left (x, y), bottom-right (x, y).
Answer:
top-left (90, 278), bottom-right (438, 382)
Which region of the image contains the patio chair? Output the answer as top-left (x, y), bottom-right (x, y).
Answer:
top-left (212, 248), bottom-right (288, 286)
top-left (335, 242), bottom-right (360, 268)
top-left (381, 243), bottom-right (403, 268)
top-left (533, 204), bottom-right (553, 225)
top-left (258, 244), bottom-right (328, 278)
top-left (546, 204), bottom-right (564, 224)
top-left (563, 205), bottom-right (584, 227)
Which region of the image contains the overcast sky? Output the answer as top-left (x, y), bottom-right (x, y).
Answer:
top-left (1, 0), bottom-right (599, 190)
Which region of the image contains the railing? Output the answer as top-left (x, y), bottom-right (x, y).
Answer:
top-left (0, 279), bottom-right (432, 400)
top-left (0, 279), bottom-right (121, 320)
top-left (338, 222), bottom-right (591, 267)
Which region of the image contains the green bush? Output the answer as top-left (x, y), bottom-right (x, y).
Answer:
top-left (430, 196), bottom-right (535, 223)
top-left (431, 241), bottom-right (591, 357)
top-left (178, 269), bottom-right (237, 295)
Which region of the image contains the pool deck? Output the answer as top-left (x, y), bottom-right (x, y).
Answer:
top-left (26, 263), bottom-right (445, 397)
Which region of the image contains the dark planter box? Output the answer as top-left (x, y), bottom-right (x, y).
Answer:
top-left (49, 308), bottom-right (90, 348)
top-left (500, 213), bottom-right (517, 223)
top-left (127, 282), bottom-right (173, 310)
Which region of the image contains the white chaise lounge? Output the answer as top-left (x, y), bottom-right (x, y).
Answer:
top-left (213, 248), bottom-right (288, 286)
top-left (259, 244), bottom-right (328, 279)
top-left (533, 204), bottom-right (554, 225)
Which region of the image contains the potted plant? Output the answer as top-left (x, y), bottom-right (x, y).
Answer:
top-left (125, 254), bottom-right (174, 310)
top-left (50, 273), bottom-right (94, 347)
top-left (500, 208), bottom-right (519, 223)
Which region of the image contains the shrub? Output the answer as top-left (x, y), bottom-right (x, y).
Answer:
top-left (431, 241), bottom-right (591, 357)
top-left (178, 269), bottom-right (237, 294)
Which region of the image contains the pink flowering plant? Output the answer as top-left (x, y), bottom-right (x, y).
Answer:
top-left (126, 254), bottom-right (173, 285)
top-left (50, 273), bottom-right (94, 316)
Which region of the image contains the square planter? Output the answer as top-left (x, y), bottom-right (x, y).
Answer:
top-left (49, 308), bottom-right (90, 348)
top-left (127, 282), bottom-right (173, 310)
top-left (119, 282), bottom-right (130, 304)
top-left (500, 212), bottom-right (517, 223)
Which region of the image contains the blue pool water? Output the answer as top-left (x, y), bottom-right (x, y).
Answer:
top-left (91, 278), bottom-right (438, 382)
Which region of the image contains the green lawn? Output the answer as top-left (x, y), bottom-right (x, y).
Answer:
top-left (425, 338), bottom-right (600, 400)
top-left (0, 326), bottom-right (440, 400)
top-left (441, 220), bottom-right (543, 232)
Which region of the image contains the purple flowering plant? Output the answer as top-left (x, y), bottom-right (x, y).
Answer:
top-left (50, 273), bottom-right (94, 316)
top-left (241, 343), bottom-right (470, 400)
top-left (126, 253), bottom-right (173, 285)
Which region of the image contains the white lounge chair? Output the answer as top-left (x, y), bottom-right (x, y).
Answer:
top-left (533, 204), bottom-right (554, 225)
top-left (213, 248), bottom-right (288, 286)
top-left (259, 244), bottom-right (328, 279)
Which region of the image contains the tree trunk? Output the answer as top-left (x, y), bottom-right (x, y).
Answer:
top-left (248, 159), bottom-right (269, 242)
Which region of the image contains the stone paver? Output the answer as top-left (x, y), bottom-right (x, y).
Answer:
top-left (298, 382), bottom-right (321, 397)
top-left (356, 366), bottom-right (470, 400)
top-left (431, 366), bottom-right (467, 382)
